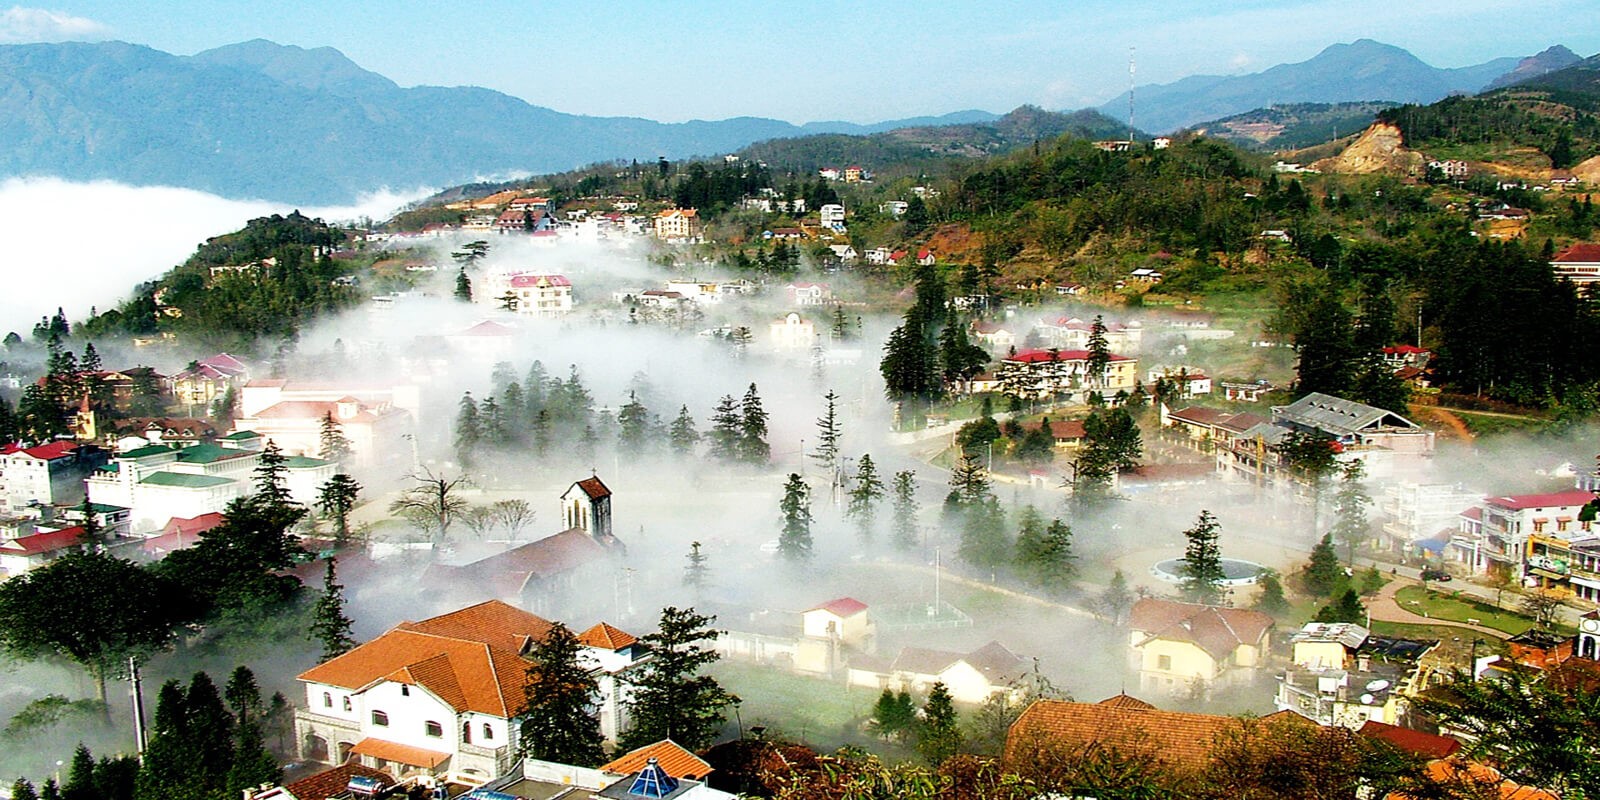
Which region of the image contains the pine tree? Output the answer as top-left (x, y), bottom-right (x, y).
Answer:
top-left (1085, 315), bottom-right (1111, 390)
top-left (830, 304), bottom-right (851, 342)
top-left (520, 623), bottom-right (605, 766)
top-left (959, 494), bottom-right (1009, 570)
top-left (917, 682), bottom-right (962, 766)
top-left (225, 714), bottom-right (279, 799)
top-left (891, 470), bottom-right (918, 550)
top-left (1329, 460), bottom-right (1371, 567)
top-left (810, 390), bottom-right (842, 477)
top-left (455, 268), bottom-right (473, 302)
top-left (316, 473), bottom-right (362, 547)
top-left (1099, 569), bottom-right (1134, 624)
top-left (1315, 589), bottom-right (1366, 624)
top-left (948, 451), bottom-right (991, 507)
top-left (1013, 505), bottom-right (1046, 576)
top-left (617, 391), bottom-right (652, 453)
top-left (223, 666), bottom-right (261, 725)
top-left (668, 405), bottom-right (699, 457)
top-left (1179, 510), bottom-right (1226, 605)
top-left (739, 383), bottom-right (770, 464)
top-left (1303, 533), bottom-right (1344, 597)
top-left (707, 395), bottom-right (741, 462)
top-left (308, 558), bottom-right (355, 660)
top-left (531, 409), bottom-right (552, 457)
top-left (11, 778), bottom-right (38, 800)
top-left (845, 454), bottom-right (885, 540)
top-left (1255, 572), bottom-right (1290, 615)
top-left (251, 441), bottom-right (292, 509)
top-left (318, 411), bottom-right (352, 465)
top-left (62, 743), bottom-right (95, 800)
top-left (454, 392), bottom-right (482, 469)
top-left (684, 541), bottom-right (709, 593)
top-left (778, 474), bottom-right (813, 562)
top-left (619, 607), bottom-right (734, 751)
top-left (1033, 519), bottom-right (1077, 592)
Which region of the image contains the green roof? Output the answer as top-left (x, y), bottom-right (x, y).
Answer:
top-left (85, 503), bottom-right (127, 513)
top-left (283, 456), bottom-right (332, 469)
top-left (97, 464), bottom-right (119, 474)
top-left (120, 444), bottom-right (176, 460)
top-left (220, 430), bottom-right (261, 441)
top-left (174, 444), bottom-right (252, 465)
top-left (139, 472), bottom-right (235, 489)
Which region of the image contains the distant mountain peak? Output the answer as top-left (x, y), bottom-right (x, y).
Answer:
top-left (192, 38), bottom-right (398, 97)
top-left (1486, 44), bottom-right (1584, 90)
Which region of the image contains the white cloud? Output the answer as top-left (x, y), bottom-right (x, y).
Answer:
top-left (0, 177), bottom-right (431, 333)
top-left (0, 6), bottom-right (111, 43)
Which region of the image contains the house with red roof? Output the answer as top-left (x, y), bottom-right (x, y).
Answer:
top-left (1452, 489), bottom-right (1596, 577)
top-left (169, 353), bottom-right (251, 412)
top-left (1551, 242), bottom-right (1600, 284)
top-left (295, 600), bottom-right (644, 781)
top-left (141, 512), bottom-right (226, 557)
top-left (997, 348), bottom-right (1139, 400)
top-left (653, 208), bottom-right (701, 241)
top-left (801, 597), bottom-right (875, 652)
top-left (784, 282), bottom-right (832, 307)
top-left (0, 440), bottom-right (108, 510)
top-left (486, 272), bottom-right (574, 316)
top-left (1127, 598), bottom-right (1274, 698)
top-left (233, 381), bottom-right (415, 470)
top-left (1037, 316), bottom-right (1143, 351)
top-left (561, 476), bottom-right (614, 541)
top-left (0, 525), bottom-right (86, 576)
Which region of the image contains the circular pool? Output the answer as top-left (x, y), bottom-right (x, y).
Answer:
top-left (1150, 557), bottom-right (1266, 587)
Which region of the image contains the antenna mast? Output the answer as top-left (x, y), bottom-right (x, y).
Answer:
top-left (1128, 46), bottom-right (1137, 142)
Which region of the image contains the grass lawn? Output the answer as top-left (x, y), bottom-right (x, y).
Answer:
top-left (711, 661), bottom-right (882, 750)
top-left (1451, 410), bottom-right (1550, 437)
top-left (1392, 585), bottom-right (1535, 636)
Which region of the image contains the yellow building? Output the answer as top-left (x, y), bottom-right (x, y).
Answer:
top-left (996, 348), bottom-right (1138, 401)
top-left (1127, 598), bottom-right (1273, 697)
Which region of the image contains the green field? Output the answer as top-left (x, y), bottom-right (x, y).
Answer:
top-left (1392, 585), bottom-right (1535, 636)
top-left (710, 662), bottom-right (882, 750)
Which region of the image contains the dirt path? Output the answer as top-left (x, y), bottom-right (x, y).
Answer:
top-left (1418, 406), bottom-right (1474, 443)
top-left (1365, 577), bottom-right (1506, 639)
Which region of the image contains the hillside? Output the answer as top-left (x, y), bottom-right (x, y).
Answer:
top-left (0, 39), bottom-right (997, 205)
top-left (1098, 40), bottom-right (1526, 134)
top-left (1195, 102), bottom-right (1398, 151)
top-left (741, 106), bottom-right (1138, 172)
top-left (1485, 45), bottom-right (1583, 90)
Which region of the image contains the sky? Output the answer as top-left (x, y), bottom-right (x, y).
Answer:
top-left (3, 1), bottom-right (1599, 123)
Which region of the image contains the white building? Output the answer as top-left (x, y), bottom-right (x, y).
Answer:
top-left (488, 273), bottom-right (573, 316)
top-left (818, 204), bottom-right (846, 230)
top-left (785, 282), bottom-right (832, 306)
top-left (663, 279), bottom-right (755, 305)
top-left (85, 434), bottom-right (333, 534)
top-left (294, 601), bottom-right (645, 782)
top-left (1037, 317), bottom-right (1143, 352)
top-left (1379, 482), bottom-right (1483, 551)
top-left (234, 381), bottom-right (418, 469)
top-left (769, 312), bottom-right (817, 351)
top-left (1451, 489), bottom-right (1595, 577)
top-left (0, 441), bottom-right (107, 510)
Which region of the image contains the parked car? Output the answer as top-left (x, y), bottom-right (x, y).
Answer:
top-left (1421, 567), bottom-right (1452, 582)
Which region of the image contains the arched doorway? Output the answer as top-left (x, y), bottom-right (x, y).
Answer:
top-left (302, 734), bottom-right (328, 762)
top-left (337, 740), bottom-right (356, 763)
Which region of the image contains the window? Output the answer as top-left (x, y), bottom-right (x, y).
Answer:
top-left (425, 721), bottom-right (443, 738)
top-left (462, 722), bottom-right (472, 744)
top-left (343, 696), bottom-right (352, 712)
top-left (371, 710), bottom-right (388, 727)
top-left (482, 723), bottom-right (493, 741)
top-left (322, 692), bottom-right (332, 708)
top-left (1157, 655), bottom-right (1172, 671)
top-left (400, 685), bottom-right (410, 697)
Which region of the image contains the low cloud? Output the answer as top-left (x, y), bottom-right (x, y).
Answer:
top-left (0, 177), bottom-right (430, 332)
top-left (0, 6), bottom-right (111, 43)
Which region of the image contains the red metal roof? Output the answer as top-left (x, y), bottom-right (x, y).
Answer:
top-left (508, 273), bottom-right (571, 288)
top-left (808, 597), bottom-right (868, 617)
top-left (1554, 243), bottom-right (1600, 263)
top-left (0, 527), bottom-right (85, 556)
top-left (7, 441), bottom-right (79, 461)
top-left (1005, 349), bottom-right (1131, 364)
top-left (1485, 490), bottom-right (1595, 511)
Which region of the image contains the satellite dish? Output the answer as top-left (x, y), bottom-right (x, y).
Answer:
top-left (1366, 679), bottom-right (1390, 692)
top-left (1360, 693), bottom-right (1375, 705)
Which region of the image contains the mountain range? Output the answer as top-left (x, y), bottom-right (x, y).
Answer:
top-left (1100, 39), bottom-right (1541, 134)
top-left (0, 39), bottom-right (1001, 205)
top-left (0, 37), bottom-right (1574, 205)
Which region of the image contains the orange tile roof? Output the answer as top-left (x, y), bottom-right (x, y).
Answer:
top-left (1128, 598), bottom-right (1274, 662)
top-left (602, 739), bottom-right (712, 780)
top-left (349, 738), bottom-right (452, 768)
top-left (578, 622), bottom-right (638, 650)
top-left (398, 599), bottom-right (555, 654)
top-left (284, 763), bottom-right (395, 800)
top-left (1004, 696), bottom-right (1238, 773)
top-left (298, 600), bottom-right (554, 717)
top-left (1358, 720), bottom-right (1461, 760)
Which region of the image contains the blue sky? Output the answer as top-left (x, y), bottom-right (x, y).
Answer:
top-left (4, 1), bottom-right (1599, 122)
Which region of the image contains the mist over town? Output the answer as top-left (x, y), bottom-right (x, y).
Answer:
top-left (1, 4), bottom-right (1599, 800)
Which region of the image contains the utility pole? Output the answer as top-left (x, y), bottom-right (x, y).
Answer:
top-left (129, 655), bottom-right (148, 763)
